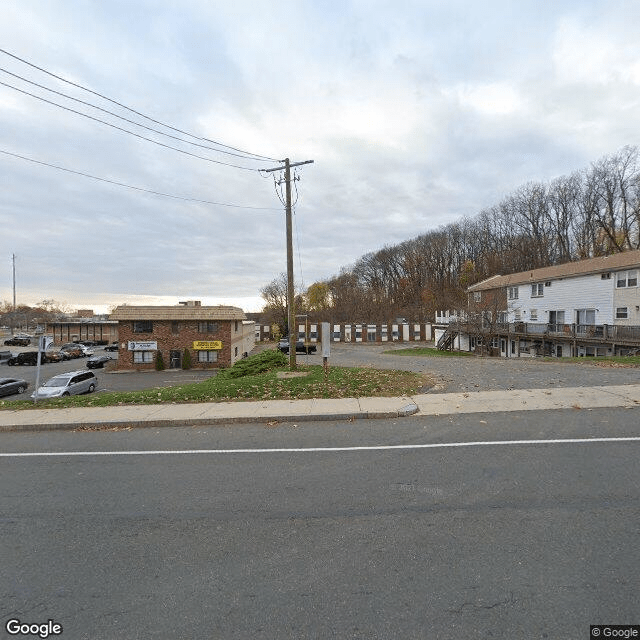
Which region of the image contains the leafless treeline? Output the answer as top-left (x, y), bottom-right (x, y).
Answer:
top-left (318, 146), bottom-right (640, 322)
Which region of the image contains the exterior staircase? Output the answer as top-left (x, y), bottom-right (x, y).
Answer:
top-left (437, 327), bottom-right (458, 351)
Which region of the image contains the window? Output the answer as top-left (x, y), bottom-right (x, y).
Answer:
top-left (498, 312), bottom-right (508, 323)
top-left (549, 310), bottom-right (565, 325)
top-left (577, 309), bottom-right (595, 325)
top-left (508, 286), bottom-right (519, 300)
top-left (601, 272), bottom-right (611, 280)
top-left (171, 321), bottom-right (179, 334)
top-left (133, 351), bottom-right (154, 363)
top-left (616, 307), bottom-right (629, 319)
top-left (198, 350), bottom-right (218, 363)
top-left (133, 321), bottom-right (152, 333)
top-left (473, 292), bottom-right (482, 303)
top-left (616, 270), bottom-right (638, 288)
top-left (531, 283), bottom-right (544, 297)
top-left (514, 310), bottom-right (521, 321)
top-left (530, 309), bottom-right (538, 321)
top-left (234, 321), bottom-right (239, 332)
top-left (367, 325), bottom-right (376, 341)
top-left (198, 322), bottom-right (219, 334)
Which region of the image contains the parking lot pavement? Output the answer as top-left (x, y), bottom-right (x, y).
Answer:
top-left (0, 346), bottom-right (216, 396)
top-left (290, 342), bottom-right (640, 393)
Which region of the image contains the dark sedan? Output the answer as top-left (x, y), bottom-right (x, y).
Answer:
top-left (0, 377), bottom-right (28, 397)
top-left (4, 337), bottom-right (31, 346)
top-left (86, 354), bottom-right (112, 369)
top-left (277, 339), bottom-right (317, 354)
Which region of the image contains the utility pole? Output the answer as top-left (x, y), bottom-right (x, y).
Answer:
top-left (264, 158), bottom-right (314, 369)
top-left (12, 253), bottom-right (16, 311)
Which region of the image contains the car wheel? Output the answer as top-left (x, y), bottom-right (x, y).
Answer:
top-left (17, 385), bottom-right (25, 394)
top-left (62, 392), bottom-right (70, 397)
top-left (88, 384), bottom-right (95, 393)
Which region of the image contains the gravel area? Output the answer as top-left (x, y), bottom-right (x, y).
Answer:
top-left (315, 342), bottom-right (640, 394)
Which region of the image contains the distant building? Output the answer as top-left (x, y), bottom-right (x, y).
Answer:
top-left (110, 301), bottom-right (253, 370)
top-left (47, 316), bottom-right (118, 345)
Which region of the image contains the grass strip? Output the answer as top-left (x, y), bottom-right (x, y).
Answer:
top-left (1, 349), bottom-right (431, 410)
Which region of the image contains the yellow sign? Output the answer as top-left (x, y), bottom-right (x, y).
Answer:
top-left (193, 341), bottom-right (222, 350)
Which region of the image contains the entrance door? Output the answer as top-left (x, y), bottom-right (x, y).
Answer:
top-left (170, 350), bottom-right (181, 369)
top-left (556, 345), bottom-right (563, 358)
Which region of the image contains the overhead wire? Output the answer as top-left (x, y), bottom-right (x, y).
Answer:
top-left (0, 79), bottom-right (263, 172)
top-left (0, 47), bottom-right (280, 162)
top-left (0, 148), bottom-right (281, 211)
top-left (0, 66), bottom-right (274, 163)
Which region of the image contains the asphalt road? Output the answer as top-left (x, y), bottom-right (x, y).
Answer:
top-left (2, 408), bottom-right (639, 639)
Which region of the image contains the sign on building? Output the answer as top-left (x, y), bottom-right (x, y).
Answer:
top-left (192, 341), bottom-right (222, 350)
top-left (128, 341), bottom-right (158, 351)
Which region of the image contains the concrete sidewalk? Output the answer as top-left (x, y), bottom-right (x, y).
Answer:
top-left (0, 384), bottom-right (639, 432)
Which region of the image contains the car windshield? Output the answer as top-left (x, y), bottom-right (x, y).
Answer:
top-left (43, 378), bottom-right (69, 388)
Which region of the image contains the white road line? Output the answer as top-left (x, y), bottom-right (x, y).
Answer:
top-left (1, 436), bottom-right (640, 457)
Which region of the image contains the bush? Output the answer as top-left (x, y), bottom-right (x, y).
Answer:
top-left (182, 348), bottom-right (192, 370)
top-left (217, 349), bottom-right (287, 379)
top-left (155, 351), bottom-right (165, 371)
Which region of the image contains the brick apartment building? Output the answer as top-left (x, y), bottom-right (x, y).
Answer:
top-left (110, 301), bottom-right (251, 370)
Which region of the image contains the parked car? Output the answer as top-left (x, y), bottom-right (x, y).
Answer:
top-left (0, 350), bottom-right (13, 363)
top-left (4, 337), bottom-right (31, 346)
top-left (86, 354), bottom-right (112, 369)
top-left (7, 351), bottom-right (40, 366)
top-left (7, 351), bottom-right (57, 366)
top-left (104, 342), bottom-right (119, 352)
top-left (0, 377), bottom-right (28, 397)
top-left (31, 370), bottom-right (97, 399)
top-left (44, 350), bottom-right (67, 363)
top-left (60, 345), bottom-right (84, 359)
top-left (277, 339), bottom-right (317, 354)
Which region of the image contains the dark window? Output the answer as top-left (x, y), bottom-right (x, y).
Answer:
top-left (133, 321), bottom-right (153, 333)
top-left (171, 321), bottom-right (179, 334)
top-left (198, 322), bottom-right (219, 333)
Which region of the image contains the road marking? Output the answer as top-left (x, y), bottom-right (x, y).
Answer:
top-left (1, 436), bottom-right (640, 457)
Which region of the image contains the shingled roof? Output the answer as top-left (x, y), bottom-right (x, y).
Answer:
top-left (468, 249), bottom-right (640, 292)
top-left (110, 305), bottom-right (247, 321)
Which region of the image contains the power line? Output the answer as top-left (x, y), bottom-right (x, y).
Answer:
top-left (0, 79), bottom-right (263, 172)
top-left (0, 148), bottom-right (281, 211)
top-left (0, 66), bottom-right (273, 163)
top-left (0, 47), bottom-right (279, 162)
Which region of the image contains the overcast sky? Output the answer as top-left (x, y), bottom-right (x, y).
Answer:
top-left (1, 1), bottom-right (639, 314)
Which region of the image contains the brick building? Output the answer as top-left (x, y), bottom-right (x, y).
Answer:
top-left (110, 301), bottom-right (251, 370)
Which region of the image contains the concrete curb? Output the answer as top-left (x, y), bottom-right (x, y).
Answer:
top-left (2, 384), bottom-right (640, 433)
top-left (0, 399), bottom-right (420, 433)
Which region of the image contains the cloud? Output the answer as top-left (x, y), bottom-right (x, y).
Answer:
top-left (1, 0), bottom-right (639, 315)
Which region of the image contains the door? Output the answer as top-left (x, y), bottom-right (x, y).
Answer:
top-left (169, 350), bottom-right (181, 369)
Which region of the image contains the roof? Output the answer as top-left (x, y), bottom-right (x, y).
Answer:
top-left (109, 305), bottom-right (247, 321)
top-left (468, 249), bottom-right (640, 292)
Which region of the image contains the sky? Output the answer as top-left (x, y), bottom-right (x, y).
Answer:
top-left (1, 0), bottom-right (640, 314)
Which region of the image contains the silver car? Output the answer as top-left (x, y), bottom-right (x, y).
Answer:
top-left (31, 370), bottom-right (97, 399)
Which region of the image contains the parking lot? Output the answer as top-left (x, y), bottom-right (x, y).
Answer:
top-left (0, 343), bottom-right (216, 398)
top-left (2, 340), bottom-right (640, 400)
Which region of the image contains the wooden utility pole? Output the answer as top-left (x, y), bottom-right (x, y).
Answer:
top-left (264, 157), bottom-right (314, 369)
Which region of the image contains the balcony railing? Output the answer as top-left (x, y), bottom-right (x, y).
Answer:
top-left (447, 320), bottom-right (640, 344)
